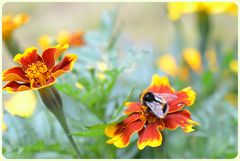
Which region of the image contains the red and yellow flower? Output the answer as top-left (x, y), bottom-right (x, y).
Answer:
top-left (38, 30), bottom-right (85, 50)
top-left (105, 74), bottom-right (199, 150)
top-left (2, 44), bottom-right (77, 92)
top-left (2, 13), bottom-right (29, 40)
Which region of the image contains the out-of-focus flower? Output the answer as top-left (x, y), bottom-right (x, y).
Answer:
top-left (2, 13), bottom-right (29, 40)
top-left (206, 49), bottom-right (218, 72)
top-left (224, 92), bottom-right (237, 107)
top-left (183, 48), bottom-right (203, 74)
top-left (38, 30), bottom-right (85, 50)
top-left (96, 62), bottom-right (108, 80)
top-left (57, 30), bottom-right (85, 47)
top-left (157, 54), bottom-right (178, 77)
top-left (38, 35), bottom-right (53, 50)
top-left (229, 59), bottom-right (238, 73)
top-left (156, 54), bottom-right (190, 81)
top-left (2, 44), bottom-right (77, 92)
top-left (105, 74), bottom-right (199, 150)
top-left (167, 2), bottom-right (237, 21)
top-left (4, 91), bottom-right (37, 117)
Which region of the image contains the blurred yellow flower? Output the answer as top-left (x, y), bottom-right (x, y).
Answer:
top-left (206, 49), bottom-right (218, 72)
top-left (168, 2), bottom-right (199, 21)
top-left (202, 3), bottom-right (237, 15)
top-left (229, 59), bottom-right (238, 73)
top-left (38, 35), bottom-right (52, 50)
top-left (167, 2), bottom-right (237, 21)
top-left (157, 54), bottom-right (178, 77)
top-left (224, 93), bottom-right (237, 107)
top-left (183, 48), bottom-right (203, 74)
top-left (2, 13), bottom-right (29, 40)
top-left (4, 91), bottom-right (37, 118)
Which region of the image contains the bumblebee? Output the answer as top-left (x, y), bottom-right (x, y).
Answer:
top-left (140, 92), bottom-right (177, 118)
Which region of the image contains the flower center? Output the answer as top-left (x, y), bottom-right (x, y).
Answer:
top-left (25, 61), bottom-right (50, 86)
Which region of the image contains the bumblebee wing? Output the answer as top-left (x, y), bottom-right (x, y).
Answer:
top-left (154, 93), bottom-right (177, 103)
top-left (145, 101), bottom-right (165, 118)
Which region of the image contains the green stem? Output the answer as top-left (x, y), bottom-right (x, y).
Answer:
top-left (38, 86), bottom-right (81, 158)
top-left (4, 36), bottom-right (22, 57)
top-left (53, 108), bottom-right (81, 158)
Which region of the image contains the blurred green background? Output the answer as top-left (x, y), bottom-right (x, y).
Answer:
top-left (2, 2), bottom-right (238, 159)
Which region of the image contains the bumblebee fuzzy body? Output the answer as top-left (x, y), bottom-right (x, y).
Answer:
top-left (141, 92), bottom-right (177, 118)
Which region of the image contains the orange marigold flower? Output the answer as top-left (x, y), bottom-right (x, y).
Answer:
top-left (57, 30), bottom-right (85, 47)
top-left (2, 44), bottom-right (77, 92)
top-left (105, 74), bottom-right (199, 150)
top-left (38, 30), bottom-right (85, 50)
top-left (2, 13), bottom-right (29, 40)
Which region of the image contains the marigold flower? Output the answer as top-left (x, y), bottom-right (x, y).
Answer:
top-left (105, 74), bottom-right (199, 150)
top-left (167, 2), bottom-right (237, 21)
top-left (2, 13), bottom-right (29, 40)
top-left (38, 30), bottom-right (85, 50)
top-left (157, 54), bottom-right (178, 77)
top-left (38, 35), bottom-right (53, 50)
top-left (229, 59), bottom-right (238, 73)
top-left (183, 48), bottom-right (203, 74)
top-left (57, 30), bottom-right (85, 47)
top-left (2, 44), bottom-right (77, 92)
top-left (4, 91), bottom-right (37, 117)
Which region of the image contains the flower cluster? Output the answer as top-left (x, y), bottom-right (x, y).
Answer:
top-left (105, 74), bottom-right (199, 150)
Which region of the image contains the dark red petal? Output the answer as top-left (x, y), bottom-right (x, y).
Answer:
top-left (42, 44), bottom-right (69, 69)
top-left (51, 54), bottom-right (77, 78)
top-left (2, 67), bottom-right (28, 82)
top-left (2, 81), bottom-right (31, 92)
top-left (163, 110), bottom-right (200, 132)
top-left (14, 47), bottom-right (42, 69)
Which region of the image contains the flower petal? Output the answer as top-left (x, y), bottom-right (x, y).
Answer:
top-left (30, 76), bottom-right (56, 89)
top-left (3, 81), bottom-right (31, 93)
top-left (106, 119), bottom-right (146, 148)
top-left (4, 91), bottom-right (37, 118)
top-left (42, 44), bottom-right (69, 69)
top-left (124, 102), bottom-right (144, 115)
top-left (168, 87), bottom-right (196, 113)
top-left (163, 110), bottom-right (200, 132)
top-left (51, 54), bottom-right (77, 78)
top-left (137, 121), bottom-right (163, 150)
top-left (105, 113), bottom-right (143, 138)
top-left (2, 67), bottom-right (28, 82)
top-left (148, 74), bottom-right (175, 94)
top-left (14, 47), bottom-right (42, 69)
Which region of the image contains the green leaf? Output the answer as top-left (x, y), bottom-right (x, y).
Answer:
top-left (71, 124), bottom-right (107, 137)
